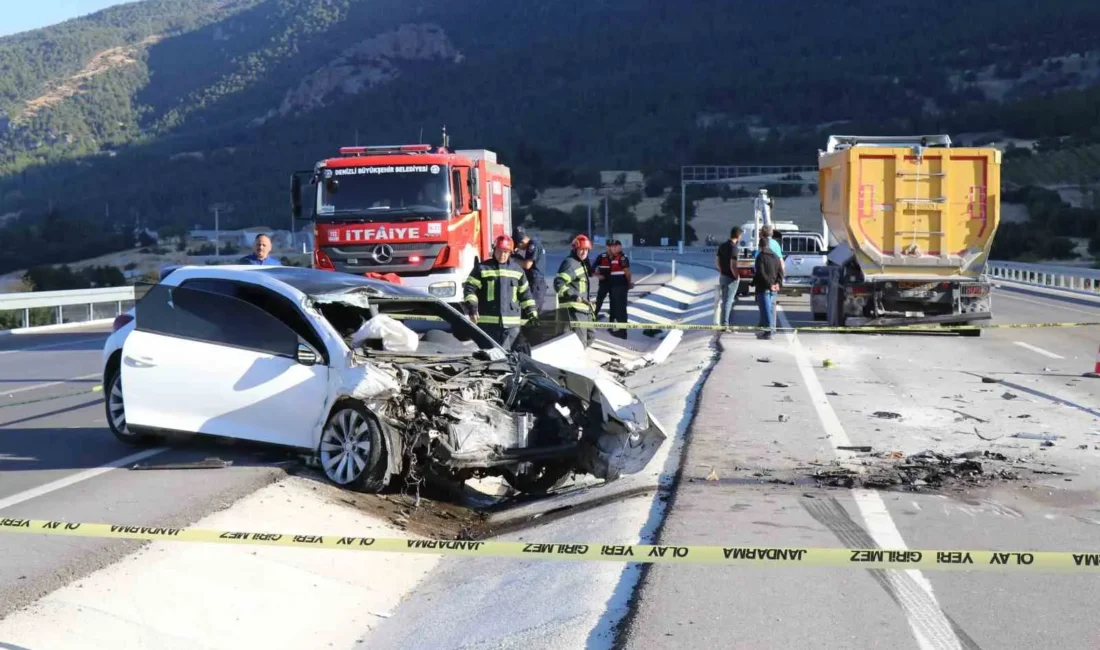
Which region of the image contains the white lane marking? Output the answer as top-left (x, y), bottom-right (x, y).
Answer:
top-left (777, 306), bottom-right (962, 650)
top-left (0, 337), bottom-right (106, 356)
top-left (1013, 341), bottom-right (1065, 359)
top-left (994, 289), bottom-right (1100, 317)
top-left (0, 447), bottom-right (167, 513)
top-left (2, 373), bottom-right (101, 397)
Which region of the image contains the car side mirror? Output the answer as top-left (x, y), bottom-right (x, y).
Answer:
top-left (297, 343), bottom-right (320, 366)
top-left (470, 168), bottom-right (481, 196)
top-left (290, 170), bottom-right (313, 220)
top-left (472, 197), bottom-right (482, 211)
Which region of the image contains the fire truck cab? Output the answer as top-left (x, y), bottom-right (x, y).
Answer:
top-left (290, 140), bottom-right (512, 303)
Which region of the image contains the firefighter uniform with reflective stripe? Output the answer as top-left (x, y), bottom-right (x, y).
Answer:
top-left (604, 252), bottom-right (631, 339)
top-left (463, 258), bottom-right (537, 350)
top-left (553, 253), bottom-right (595, 347)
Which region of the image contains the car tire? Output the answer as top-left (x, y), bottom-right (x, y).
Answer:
top-left (104, 363), bottom-right (161, 446)
top-left (319, 401), bottom-right (387, 493)
top-left (503, 462), bottom-right (573, 495)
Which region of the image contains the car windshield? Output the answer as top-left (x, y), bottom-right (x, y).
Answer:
top-left (314, 295), bottom-right (502, 357)
top-left (316, 165), bottom-right (450, 220)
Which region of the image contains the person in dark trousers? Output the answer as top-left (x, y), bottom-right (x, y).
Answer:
top-left (603, 239), bottom-right (633, 339)
top-left (753, 233), bottom-right (784, 340)
top-left (463, 235), bottom-right (538, 350)
top-left (511, 227), bottom-right (547, 311)
top-left (716, 226), bottom-right (742, 326)
top-left (592, 242), bottom-right (613, 318)
top-left (554, 234), bottom-right (595, 348)
top-left (239, 234), bottom-right (281, 265)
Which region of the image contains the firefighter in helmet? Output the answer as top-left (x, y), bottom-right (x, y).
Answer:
top-left (553, 234), bottom-right (595, 348)
top-left (463, 235), bottom-right (538, 350)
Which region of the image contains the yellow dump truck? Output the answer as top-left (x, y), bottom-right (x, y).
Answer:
top-left (816, 135), bottom-right (1001, 335)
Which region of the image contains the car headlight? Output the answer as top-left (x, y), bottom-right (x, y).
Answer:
top-left (429, 282), bottom-right (456, 297)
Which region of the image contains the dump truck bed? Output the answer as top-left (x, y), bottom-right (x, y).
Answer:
top-left (819, 137), bottom-right (1001, 280)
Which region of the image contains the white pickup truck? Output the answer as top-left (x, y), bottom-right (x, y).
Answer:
top-left (777, 232), bottom-right (827, 297)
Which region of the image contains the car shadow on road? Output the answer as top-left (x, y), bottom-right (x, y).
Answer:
top-left (0, 424), bottom-right (303, 474)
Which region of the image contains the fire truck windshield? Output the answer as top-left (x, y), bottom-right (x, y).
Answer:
top-left (316, 165), bottom-right (450, 220)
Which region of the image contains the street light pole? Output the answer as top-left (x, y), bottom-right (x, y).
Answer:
top-left (586, 187), bottom-right (592, 237)
top-left (679, 181), bottom-right (686, 254)
top-left (604, 190), bottom-right (610, 242)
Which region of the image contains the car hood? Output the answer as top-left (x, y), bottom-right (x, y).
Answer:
top-left (527, 333), bottom-right (668, 480)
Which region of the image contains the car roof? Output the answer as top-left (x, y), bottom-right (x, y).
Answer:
top-left (160, 265), bottom-right (430, 300)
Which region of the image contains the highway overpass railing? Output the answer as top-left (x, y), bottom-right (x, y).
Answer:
top-left (0, 286), bottom-right (136, 333)
top-left (986, 261), bottom-right (1100, 296)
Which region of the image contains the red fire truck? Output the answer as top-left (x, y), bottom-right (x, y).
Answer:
top-left (290, 136), bottom-right (512, 303)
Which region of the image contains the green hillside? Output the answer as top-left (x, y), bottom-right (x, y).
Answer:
top-left (1, 0), bottom-right (1100, 272)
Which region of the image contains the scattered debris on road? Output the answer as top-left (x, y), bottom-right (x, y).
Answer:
top-left (131, 457), bottom-right (232, 470)
top-left (872, 411), bottom-right (902, 420)
top-left (937, 407), bottom-right (989, 424)
top-left (811, 449), bottom-right (1025, 492)
top-left (1011, 432), bottom-right (1060, 442)
top-left (1002, 391), bottom-right (1019, 400)
top-left (982, 377), bottom-right (1002, 384)
top-left (756, 357), bottom-right (772, 363)
top-left (778, 414), bottom-right (790, 423)
top-left (771, 381), bottom-right (791, 388)
top-left (837, 445), bottom-right (872, 452)
top-left (822, 359), bottom-right (835, 369)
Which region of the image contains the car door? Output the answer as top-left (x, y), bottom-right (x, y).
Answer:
top-left (121, 281), bottom-right (330, 449)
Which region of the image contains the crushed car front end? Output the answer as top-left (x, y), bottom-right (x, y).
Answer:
top-left (310, 287), bottom-right (667, 493)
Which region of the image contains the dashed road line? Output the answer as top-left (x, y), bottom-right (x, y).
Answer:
top-left (0, 447), bottom-right (167, 513)
top-left (777, 305), bottom-right (963, 650)
top-left (1012, 341), bottom-right (1065, 359)
top-left (2, 373), bottom-right (101, 397)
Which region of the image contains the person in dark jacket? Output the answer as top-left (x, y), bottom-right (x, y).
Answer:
top-left (553, 234), bottom-right (595, 348)
top-left (602, 239), bottom-right (633, 339)
top-left (239, 234), bottom-right (281, 265)
top-left (511, 227), bottom-right (547, 311)
top-left (592, 242), bottom-right (613, 318)
top-left (463, 235), bottom-right (538, 350)
top-left (753, 233), bottom-right (784, 340)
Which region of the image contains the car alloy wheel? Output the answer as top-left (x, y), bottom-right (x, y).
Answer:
top-left (109, 374), bottom-right (129, 435)
top-left (320, 405), bottom-right (383, 488)
top-left (105, 369), bottom-right (158, 445)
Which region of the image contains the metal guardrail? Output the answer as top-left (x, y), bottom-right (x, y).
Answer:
top-left (986, 261), bottom-right (1100, 295)
top-left (0, 286), bottom-right (136, 330)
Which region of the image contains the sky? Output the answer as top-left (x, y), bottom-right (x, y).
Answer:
top-left (0, 0), bottom-right (137, 38)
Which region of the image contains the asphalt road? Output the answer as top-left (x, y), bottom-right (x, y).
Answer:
top-left (0, 326), bottom-right (285, 619)
top-left (0, 259), bottom-right (1097, 648)
top-left (618, 279), bottom-right (1100, 649)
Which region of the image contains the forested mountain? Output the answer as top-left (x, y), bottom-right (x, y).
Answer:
top-left (1, 0), bottom-right (1099, 271)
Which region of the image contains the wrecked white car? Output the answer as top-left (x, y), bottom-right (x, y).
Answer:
top-left (101, 266), bottom-right (667, 494)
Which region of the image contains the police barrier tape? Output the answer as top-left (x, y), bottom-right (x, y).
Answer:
top-left (396, 313), bottom-right (1100, 334)
top-left (2, 517), bottom-right (1100, 572)
top-left (564, 319), bottom-right (1100, 334)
